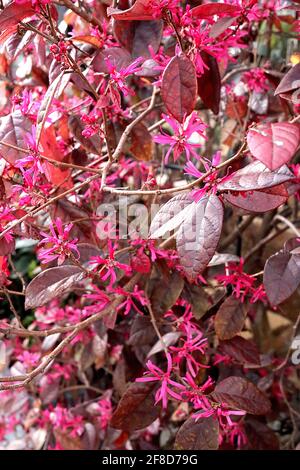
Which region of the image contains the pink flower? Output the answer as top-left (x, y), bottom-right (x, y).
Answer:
top-left (42, 405), bottom-right (84, 438)
top-left (170, 327), bottom-right (208, 377)
top-left (216, 260), bottom-right (266, 304)
top-left (146, 0), bottom-right (180, 18)
top-left (242, 68), bottom-right (268, 93)
top-left (16, 351), bottom-right (40, 369)
top-left (38, 217), bottom-right (79, 265)
top-left (95, 397), bottom-right (113, 430)
top-left (115, 284), bottom-right (147, 315)
top-left (89, 240), bottom-right (131, 288)
top-left (0, 205), bottom-right (14, 244)
top-left (136, 353), bottom-right (185, 409)
top-left (83, 286), bottom-right (110, 315)
top-left (105, 57), bottom-right (144, 97)
top-left (15, 127), bottom-right (46, 188)
top-left (193, 399), bottom-right (246, 428)
top-left (154, 112), bottom-right (207, 163)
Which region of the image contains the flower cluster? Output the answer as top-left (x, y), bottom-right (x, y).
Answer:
top-left (38, 218), bottom-right (80, 265)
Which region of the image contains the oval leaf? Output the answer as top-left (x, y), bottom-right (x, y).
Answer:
top-left (0, 111), bottom-right (32, 164)
top-left (197, 52), bottom-right (221, 114)
top-left (174, 416), bottom-right (219, 450)
top-left (0, 2), bottom-right (34, 34)
top-left (218, 160), bottom-right (294, 192)
top-left (224, 184), bottom-right (288, 213)
top-left (191, 3), bottom-right (241, 19)
top-left (110, 381), bottom-right (160, 432)
top-left (113, 19), bottom-right (163, 58)
top-left (25, 266), bottom-right (85, 309)
top-left (214, 297), bottom-right (246, 340)
top-left (219, 336), bottom-right (260, 365)
top-left (108, 0), bottom-right (156, 21)
top-left (263, 251), bottom-right (300, 306)
top-left (247, 123), bottom-right (300, 170)
top-left (275, 63), bottom-right (300, 96)
top-left (176, 194), bottom-right (224, 280)
top-left (212, 377), bottom-right (271, 415)
top-left (149, 192), bottom-right (193, 239)
top-left (36, 72), bottom-right (70, 147)
top-left (161, 55), bottom-right (197, 123)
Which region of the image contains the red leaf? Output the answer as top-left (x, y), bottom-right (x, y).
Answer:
top-left (263, 251), bottom-right (300, 306)
top-left (218, 160), bottom-right (294, 192)
top-left (247, 122), bottom-right (300, 170)
top-left (0, 111), bottom-right (32, 164)
top-left (129, 122), bottom-right (154, 161)
top-left (224, 184), bottom-right (288, 213)
top-left (219, 336), bottom-right (260, 365)
top-left (40, 126), bottom-right (73, 189)
top-left (0, 2), bottom-right (34, 41)
top-left (36, 72), bottom-right (70, 147)
top-left (212, 377), bottom-right (271, 415)
top-left (197, 52), bottom-right (221, 114)
top-left (113, 19), bottom-right (163, 58)
top-left (191, 3), bottom-right (241, 19)
top-left (108, 0), bottom-right (155, 21)
top-left (209, 17), bottom-right (236, 39)
top-left (274, 63), bottom-right (300, 98)
top-left (174, 416), bottom-right (219, 450)
top-left (110, 382), bottom-right (160, 432)
top-left (146, 265), bottom-right (184, 317)
top-left (214, 297), bottom-right (246, 340)
top-left (176, 194), bottom-right (224, 280)
top-left (243, 418), bottom-right (279, 450)
top-left (25, 266), bottom-right (85, 310)
top-left (149, 192), bottom-right (193, 239)
top-left (161, 55), bottom-right (197, 123)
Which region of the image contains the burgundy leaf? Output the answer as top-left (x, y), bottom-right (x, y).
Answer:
top-left (284, 237), bottom-right (300, 254)
top-left (224, 184), bottom-right (288, 213)
top-left (243, 418), bottom-right (279, 450)
top-left (247, 122), bottom-right (300, 170)
top-left (0, 111), bottom-right (32, 164)
top-left (191, 3), bottom-right (241, 19)
top-left (0, 2), bottom-right (34, 36)
top-left (92, 47), bottom-right (132, 73)
top-left (209, 17), bottom-right (236, 39)
top-left (263, 251), bottom-right (300, 306)
top-left (110, 381), bottom-right (160, 432)
top-left (174, 416), bottom-right (219, 450)
top-left (25, 266), bottom-right (85, 309)
top-left (219, 336), bottom-right (260, 365)
top-left (36, 72), bottom-right (70, 147)
top-left (146, 264), bottom-right (184, 317)
top-left (135, 58), bottom-right (160, 77)
top-left (214, 297), bottom-right (246, 340)
top-left (129, 122), bottom-right (154, 161)
top-left (0, 237), bottom-right (15, 256)
top-left (149, 192), bottom-right (193, 239)
top-left (176, 194), bottom-right (224, 280)
top-left (113, 19), bottom-right (163, 58)
top-left (108, 0), bottom-right (156, 21)
top-left (161, 54), bottom-right (197, 123)
top-left (197, 52), bottom-right (221, 114)
top-left (218, 160), bottom-right (294, 192)
top-left (147, 331), bottom-right (181, 357)
top-left (274, 63), bottom-right (300, 97)
top-left (212, 377), bottom-right (271, 415)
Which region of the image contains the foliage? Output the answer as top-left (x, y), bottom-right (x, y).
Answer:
top-left (0, 0), bottom-right (300, 451)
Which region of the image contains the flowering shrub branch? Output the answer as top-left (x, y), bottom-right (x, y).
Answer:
top-left (0, 0), bottom-right (299, 452)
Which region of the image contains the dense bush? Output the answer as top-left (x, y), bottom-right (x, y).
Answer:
top-left (0, 0), bottom-right (300, 451)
